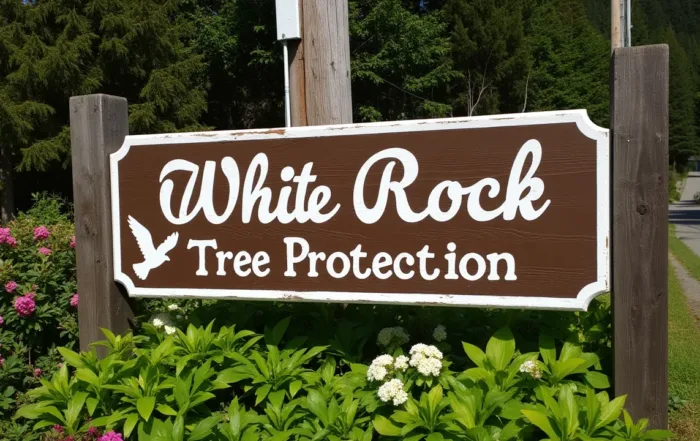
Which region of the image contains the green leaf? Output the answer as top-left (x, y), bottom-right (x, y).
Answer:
top-left (86, 397), bottom-right (99, 416)
top-left (521, 410), bottom-right (559, 440)
top-left (157, 404), bottom-right (178, 416)
top-left (123, 413), bottom-right (139, 438)
top-left (585, 372), bottom-right (611, 389)
top-left (644, 430), bottom-right (675, 439)
top-left (462, 342), bottom-right (487, 368)
top-left (595, 395), bottom-right (626, 430)
top-left (255, 384), bottom-right (272, 405)
top-left (137, 397), bottom-right (156, 421)
top-left (189, 415), bottom-right (221, 441)
top-left (306, 389), bottom-right (329, 425)
top-left (58, 348), bottom-right (87, 369)
top-left (173, 415), bottom-right (185, 441)
top-left (486, 328), bottom-right (515, 371)
top-left (66, 392), bottom-right (88, 427)
top-left (15, 403), bottom-right (50, 420)
top-left (373, 415), bottom-right (402, 436)
top-left (289, 380), bottom-right (303, 398)
top-left (76, 369), bottom-right (101, 388)
top-left (538, 333), bottom-right (556, 366)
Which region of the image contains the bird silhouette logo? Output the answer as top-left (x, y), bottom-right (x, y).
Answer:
top-left (127, 215), bottom-right (179, 280)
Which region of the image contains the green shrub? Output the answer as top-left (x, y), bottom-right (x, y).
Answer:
top-left (13, 318), bottom-right (669, 441)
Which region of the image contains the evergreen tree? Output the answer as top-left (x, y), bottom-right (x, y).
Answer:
top-left (350, 0), bottom-right (458, 121)
top-left (525, 0), bottom-right (609, 126)
top-left (444, 0), bottom-right (532, 116)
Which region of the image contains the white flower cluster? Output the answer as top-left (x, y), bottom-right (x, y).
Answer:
top-left (167, 304), bottom-right (179, 311)
top-left (377, 327), bottom-right (410, 347)
top-left (150, 313), bottom-right (178, 335)
top-left (409, 344), bottom-right (443, 377)
top-left (432, 325), bottom-right (447, 342)
top-left (377, 379), bottom-right (408, 405)
top-left (519, 360), bottom-right (543, 380)
top-left (367, 354), bottom-right (394, 381)
top-left (394, 355), bottom-right (409, 371)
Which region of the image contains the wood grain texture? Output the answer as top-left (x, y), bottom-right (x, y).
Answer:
top-left (293, 0), bottom-right (352, 125)
top-left (70, 94), bottom-right (134, 353)
top-left (288, 0), bottom-right (308, 127)
top-left (611, 45), bottom-right (669, 429)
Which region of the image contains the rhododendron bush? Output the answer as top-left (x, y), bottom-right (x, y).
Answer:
top-left (0, 194), bottom-right (78, 435)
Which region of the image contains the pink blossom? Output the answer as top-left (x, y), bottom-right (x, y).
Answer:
top-left (5, 281), bottom-right (17, 293)
top-left (34, 368), bottom-right (42, 377)
top-left (25, 292), bottom-right (36, 299)
top-left (88, 427), bottom-right (100, 437)
top-left (97, 431), bottom-right (123, 441)
top-left (53, 425), bottom-right (64, 433)
top-left (70, 235), bottom-right (76, 249)
top-left (5, 236), bottom-right (16, 247)
top-left (70, 294), bottom-right (79, 307)
top-left (0, 315), bottom-right (3, 326)
top-left (38, 247), bottom-right (51, 256)
top-left (33, 226), bottom-right (50, 241)
top-left (65, 436), bottom-right (74, 441)
top-left (14, 295), bottom-right (36, 317)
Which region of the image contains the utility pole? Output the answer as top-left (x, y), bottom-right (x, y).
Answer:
top-left (611, 0), bottom-right (623, 51)
top-left (288, 0), bottom-right (353, 126)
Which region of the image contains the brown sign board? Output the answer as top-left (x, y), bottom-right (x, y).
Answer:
top-left (110, 110), bottom-right (609, 310)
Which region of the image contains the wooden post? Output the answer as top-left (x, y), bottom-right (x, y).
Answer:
top-left (611, 0), bottom-right (622, 51)
top-left (289, 0), bottom-right (352, 126)
top-left (70, 94), bottom-right (134, 352)
top-left (612, 45), bottom-right (669, 429)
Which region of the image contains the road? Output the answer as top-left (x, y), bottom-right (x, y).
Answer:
top-left (670, 172), bottom-right (700, 256)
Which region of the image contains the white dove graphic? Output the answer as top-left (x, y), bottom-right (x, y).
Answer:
top-left (128, 215), bottom-right (179, 280)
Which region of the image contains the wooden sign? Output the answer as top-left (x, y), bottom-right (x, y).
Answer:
top-left (110, 110), bottom-right (609, 310)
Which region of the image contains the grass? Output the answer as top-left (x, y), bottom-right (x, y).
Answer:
top-left (667, 225), bottom-right (700, 437)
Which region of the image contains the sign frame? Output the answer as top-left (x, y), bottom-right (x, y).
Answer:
top-left (110, 109), bottom-right (609, 311)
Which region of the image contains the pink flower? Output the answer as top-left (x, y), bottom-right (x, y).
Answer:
top-left (6, 236), bottom-right (16, 247)
top-left (14, 295), bottom-right (36, 317)
top-left (88, 427), bottom-right (100, 437)
top-left (34, 368), bottom-right (42, 377)
top-left (0, 227), bottom-right (11, 242)
top-left (97, 431), bottom-right (123, 441)
top-left (70, 235), bottom-right (76, 249)
top-left (25, 292), bottom-right (36, 299)
top-left (34, 226), bottom-right (50, 241)
top-left (0, 315), bottom-right (3, 326)
top-left (53, 425), bottom-right (64, 433)
top-left (70, 294), bottom-right (79, 307)
top-left (5, 281), bottom-right (17, 293)
top-left (65, 436), bottom-right (75, 441)
top-left (38, 247), bottom-right (51, 256)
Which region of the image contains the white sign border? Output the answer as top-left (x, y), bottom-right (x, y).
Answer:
top-left (110, 109), bottom-right (609, 311)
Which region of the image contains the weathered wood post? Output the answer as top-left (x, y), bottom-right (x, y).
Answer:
top-left (611, 44), bottom-right (669, 429)
top-left (289, 0), bottom-right (352, 126)
top-left (70, 94), bottom-right (134, 352)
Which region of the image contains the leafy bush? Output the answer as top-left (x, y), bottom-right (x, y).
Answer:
top-left (0, 193), bottom-right (77, 430)
top-left (13, 317), bottom-right (669, 441)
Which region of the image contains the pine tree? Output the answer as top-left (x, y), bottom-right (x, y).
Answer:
top-left (444, 0), bottom-right (532, 116)
top-left (350, 0), bottom-right (459, 121)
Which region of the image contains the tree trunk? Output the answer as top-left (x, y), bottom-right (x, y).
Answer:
top-left (0, 146), bottom-right (15, 223)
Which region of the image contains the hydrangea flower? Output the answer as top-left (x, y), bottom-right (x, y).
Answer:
top-left (409, 344), bottom-right (443, 377)
top-left (34, 226), bottom-right (50, 241)
top-left (167, 304), bottom-right (179, 311)
top-left (25, 292), bottom-right (36, 299)
top-left (164, 325), bottom-right (177, 335)
top-left (432, 325), bottom-right (447, 342)
top-left (377, 379), bottom-right (408, 406)
top-left (5, 236), bottom-right (17, 247)
top-left (394, 355), bottom-right (409, 371)
top-left (70, 235), bottom-right (76, 249)
top-left (14, 295), bottom-right (36, 317)
top-left (70, 294), bottom-right (79, 307)
top-left (367, 354), bottom-right (394, 382)
top-left (377, 326), bottom-right (410, 347)
top-left (0, 227), bottom-right (15, 246)
top-left (4, 281), bottom-right (17, 293)
top-left (519, 360), bottom-right (543, 380)
top-left (38, 247), bottom-right (52, 256)
top-left (98, 431), bottom-right (123, 441)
